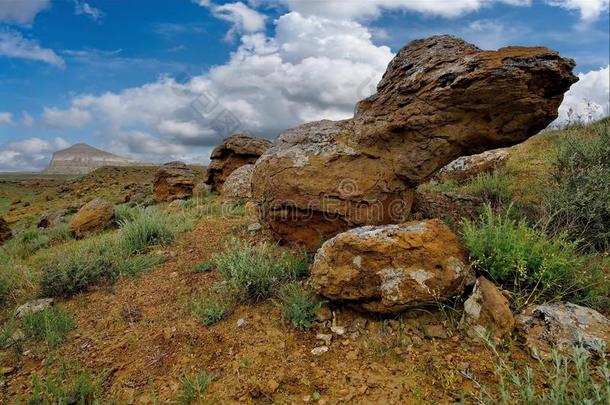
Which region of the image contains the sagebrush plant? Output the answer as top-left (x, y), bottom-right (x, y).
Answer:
top-left (28, 363), bottom-right (107, 405)
top-left (178, 371), bottom-right (217, 405)
top-left (461, 204), bottom-right (605, 308)
top-left (22, 306), bottom-right (76, 348)
top-left (473, 339), bottom-right (609, 404)
top-left (0, 259), bottom-right (18, 306)
top-left (545, 119), bottom-right (610, 252)
top-left (462, 169), bottom-right (512, 204)
top-left (119, 207), bottom-right (174, 255)
top-left (213, 240), bottom-right (310, 302)
top-left (274, 282), bottom-right (323, 329)
top-left (192, 260), bottom-right (214, 273)
top-left (113, 204), bottom-right (140, 225)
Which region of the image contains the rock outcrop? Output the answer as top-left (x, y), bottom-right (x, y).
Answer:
top-left (252, 35), bottom-right (577, 250)
top-left (192, 181), bottom-right (211, 199)
top-left (204, 134), bottom-right (272, 192)
top-left (310, 219), bottom-right (473, 314)
top-left (153, 161), bottom-right (195, 203)
top-left (0, 217), bottom-right (12, 245)
top-left (38, 209), bottom-right (67, 229)
top-left (516, 302), bottom-right (610, 358)
top-left (461, 277), bottom-right (514, 342)
top-left (222, 164), bottom-right (254, 201)
top-left (69, 198), bottom-right (114, 238)
top-left (435, 149), bottom-right (510, 183)
top-left (46, 143), bottom-right (137, 175)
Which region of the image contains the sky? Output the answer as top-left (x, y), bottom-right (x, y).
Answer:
top-left (0, 0), bottom-right (609, 172)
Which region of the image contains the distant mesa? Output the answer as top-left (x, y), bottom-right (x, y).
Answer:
top-left (45, 143), bottom-right (141, 175)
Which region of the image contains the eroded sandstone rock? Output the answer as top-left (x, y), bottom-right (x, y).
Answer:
top-left (69, 198), bottom-right (114, 238)
top-left (461, 277), bottom-right (514, 342)
top-left (222, 164), bottom-right (254, 201)
top-left (435, 149), bottom-right (510, 183)
top-left (38, 209), bottom-right (67, 229)
top-left (153, 161), bottom-right (195, 203)
top-left (0, 217), bottom-right (12, 245)
top-left (204, 134), bottom-right (272, 192)
top-left (516, 302), bottom-right (610, 358)
top-left (310, 219), bottom-right (473, 314)
top-left (252, 35), bottom-right (577, 250)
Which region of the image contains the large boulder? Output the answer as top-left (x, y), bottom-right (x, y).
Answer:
top-left (153, 161), bottom-right (195, 203)
top-left (204, 134), bottom-right (272, 192)
top-left (461, 277), bottom-right (514, 342)
top-left (310, 219), bottom-right (473, 314)
top-left (435, 149), bottom-right (510, 183)
top-left (252, 35), bottom-right (577, 251)
top-left (0, 217), bottom-right (12, 245)
top-left (69, 198), bottom-right (114, 238)
top-left (516, 303), bottom-right (610, 358)
top-left (222, 164), bottom-right (254, 201)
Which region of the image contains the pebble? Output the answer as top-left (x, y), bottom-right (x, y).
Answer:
top-left (330, 326), bottom-right (346, 335)
top-left (237, 318), bottom-right (247, 328)
top-left (311, 346), bottom-right (329, 356)
top-left (316, 333), bottom-right (332, 345)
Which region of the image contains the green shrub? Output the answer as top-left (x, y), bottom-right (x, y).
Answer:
top-left (116, 254), bottom-right (165, 277)
top-left (22, 306), bottom-right (76, 347)
top-left (461, 205), bottom-right (603, 307)
top-left (0, 260), bottom-right (18, 306)
top-left (181, 198), bottom-right (196, 209)
top-left (545, 120), bottom-right (610, 252)
top-left (192, 260), bottom-right (214, 273)
top-left (1, 225), bottom-right (73, 260)
top-left (29, 364), bottom-right (107, 404)
top-left (191, 296), bottom-right (228, 326)
top-left (39, 237), bottom-right (120, 298)
top-left (213, 240), bottom-right (310, 302)
top-left (177, 371), bottom-right (217, 405)
top-left (462, 169), bottom-right (512, 204)
top-left (114, 204), bottom-right (140, 225)
top-left (475, 344), bottom-right (609, 404)
top-left (119, 208), bottom-right (174, 255)
top-left (274, 282), bottom-right (323, 329)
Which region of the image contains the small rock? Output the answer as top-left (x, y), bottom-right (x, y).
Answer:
top-left (330, 326), bottom-right (346, 336)
top-left (316, 333), bottom-right (332, 345)
top-left (267, 379), bottom-right (280, 393)
top-left (247, 223), bottom-right (262, 233)
top-left (351, 317), bottom-right (368, 330)
top-left (14, 298), bottom-right (54, 318)
top-left (9, 329), bottom-right (25, 344)
top-left (311, 346), bottom-right (329, 356)
top-left (237, 318), bottom-right (247, 328)
top-left (168, 200), bottom-right (183, 210)
top-left (423, 324), bottom-right (449, 339)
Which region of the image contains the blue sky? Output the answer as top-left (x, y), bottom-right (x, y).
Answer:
top-left (0, 0), bottom-right (609, 171)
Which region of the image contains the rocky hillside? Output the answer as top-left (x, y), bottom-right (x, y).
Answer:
top-left (45, 144), bottom-right (139, 175)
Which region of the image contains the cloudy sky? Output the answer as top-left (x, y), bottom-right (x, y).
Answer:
top-left (0, 0), bottom-right (608, 171)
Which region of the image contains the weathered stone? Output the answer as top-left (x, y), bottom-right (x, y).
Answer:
top-left (435, 149), bottom-right (510, 183)
top-left (222, 164), bottom-right (254, 200)
top-left (412, 191), bottom-right (484, 222)
top-left (153, 161), bottom-right (195, 203)
top-left (192, 181), bottom-right (211, 198)
top-left (516, 302), bottom-right (610, 358)
top-left (0, 217), bottom-right (12, 245)
top-left (461, 277), bottom-right (514, 342)
top-left (205, 134), bottom-right (272, 192)
top-left (37, 209), bottom-right (67, 229)
top-left (252, 35), bottom-right (577, 251)
top-left (310, 219), bottom-right (473, 314)
top-left (69, 198), bottom-right (114, 237)
top-left (14, 298), bottom-right (54, 318)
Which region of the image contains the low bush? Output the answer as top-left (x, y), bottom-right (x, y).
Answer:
top-left (274, 282), bottom-right (323, 329)
top-left (191, 296), bottom-right (228, 326)
top-left (545, 120), bottom-right (610, 252)
top-left (461, 205), bottom-right (604, 308)
top-left (1, 225), bottom-right (73, 260)
top-left (474, 343), bottom-right (609, 404)
top-left (114, 204), bottom-right (140, 225)
top-left (192, 260), bottom-right (214, 273)
top-left (177, 371), bottom-right (217, 405)
top-left (29, 363), bottom-right (107, 404)
top-left (213, 240), bottom-right (310, 302)
top-left (22, 306), bottom-right (76, 348)
top-left (0, 260), bottom-right (18, 306)
top-left (462, 169), bottom-right (512, 204)
top-left (119, 208), bottom-right (174, 255)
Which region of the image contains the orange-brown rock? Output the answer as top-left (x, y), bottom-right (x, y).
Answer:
top-left (153, 161), bottom-right (195, 203)
top-left (69, 198), bottom-right (114, 238)
top-left (310, 219), bottom-right (473, 314)
top-left (461, 277), bottom-right (514, 342)
top-left (252, 35), bottom-right (577, 251)
top-left (435, 149), bottom-right (510, 183)
top-left (222, 164), bottom-right (254, 201)
top-left (0, 217), bottom-right (12, 245)
top-left (204, 134), bottom-right (272, 192)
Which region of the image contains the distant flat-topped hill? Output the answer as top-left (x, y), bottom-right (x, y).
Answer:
top-left (45, 143), bottom-right (139, 175)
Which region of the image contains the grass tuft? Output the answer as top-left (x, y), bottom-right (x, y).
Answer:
top-left (22, 306), bottom-right (76, 348)
top-left (177, 371), bottom-right (217, 405)
top-left (119, 207), bottom-right (174, 255)
top-left (274, 282), bottom-right (323, 329)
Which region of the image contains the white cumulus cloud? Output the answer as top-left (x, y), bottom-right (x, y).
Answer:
top-left (0, 0), bottom-right (49, 25)
top-left (556, 65), bottom-right (610, 125)
top-left (74, 0), bottom-right (105, 21)
top-left (0, 137), bottom-right (70, 172)
top-left (0, 112), bottom-right (13, 125)
top-left (0, 29), bottom-right (65, 67)
top-left (42, 106), bottom-right (92, 129)
top-left (545, 0), bottom-right (610, 22)
top-left (197, 1), bottom-right (266, 40)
